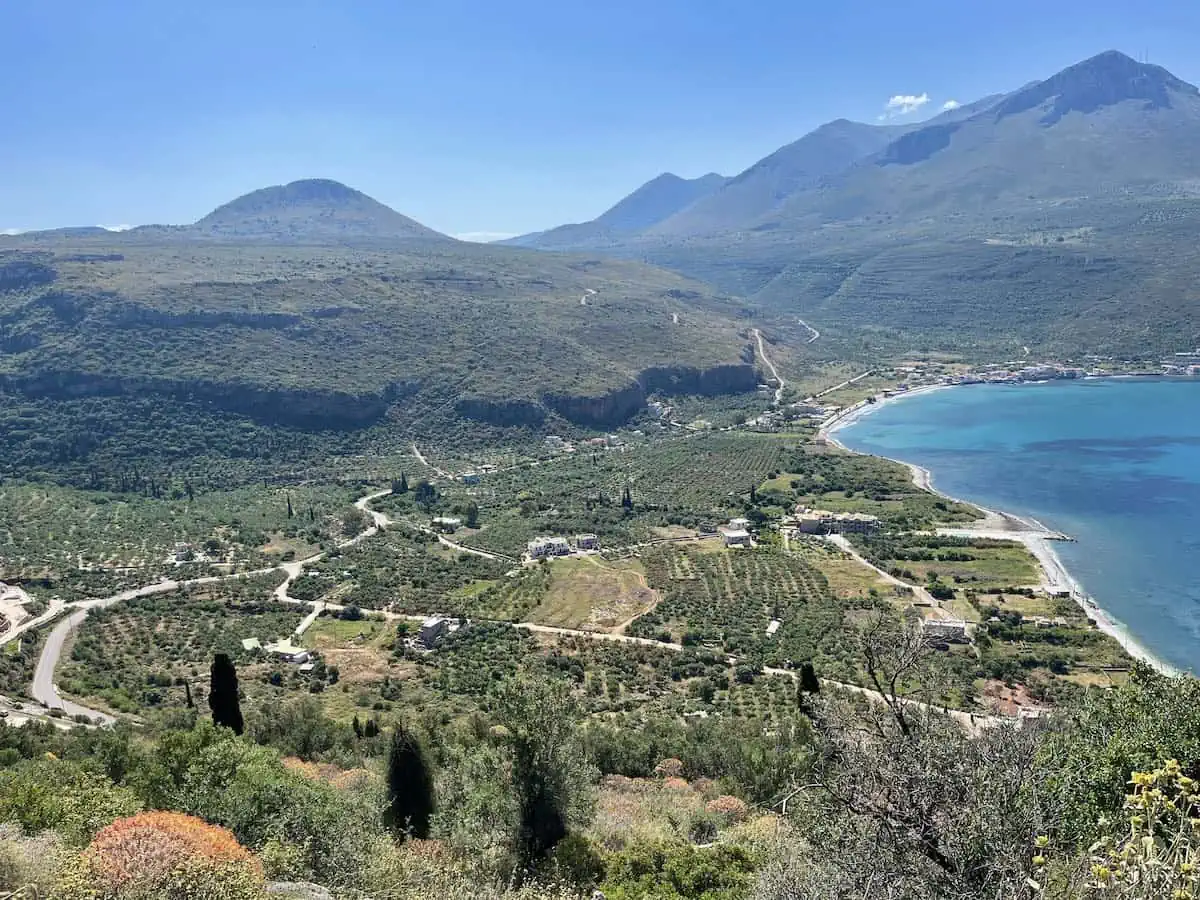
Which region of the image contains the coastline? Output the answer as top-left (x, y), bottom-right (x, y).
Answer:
top-left (819, 384), bottom-right (1182, 678)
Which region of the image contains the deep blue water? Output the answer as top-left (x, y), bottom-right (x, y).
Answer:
top-left (835, 378), bottom-right (1200, 673)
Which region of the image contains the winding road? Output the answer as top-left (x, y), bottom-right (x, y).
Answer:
top-left (22, 482), bottom-right (1006, 735)
top-left (797, 318), bottom-right (820, 344)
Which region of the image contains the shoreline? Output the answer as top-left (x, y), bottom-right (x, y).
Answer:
top-left (819, 383), bottom-right (1182, 678)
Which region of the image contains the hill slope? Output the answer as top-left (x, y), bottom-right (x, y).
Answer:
top-left (0, 218), bottom-right (762, 488)
top-left (507, 172), bottom-right (727, 249)
top-left (521, 51), bottom-right (1200, 356)
top-left (189, 178), bottom-right (448, 242)
top-left (651, 119), bottom-right (909, 237)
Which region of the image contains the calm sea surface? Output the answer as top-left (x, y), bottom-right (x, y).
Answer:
top-left (835, 378), bottom-right (1200, 673)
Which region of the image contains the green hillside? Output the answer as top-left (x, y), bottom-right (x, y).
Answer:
top-left (0, 183), bottom-right (763, 487)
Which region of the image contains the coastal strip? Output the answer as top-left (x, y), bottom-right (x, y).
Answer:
top-left (819, 386), bottom-right (1182, 678)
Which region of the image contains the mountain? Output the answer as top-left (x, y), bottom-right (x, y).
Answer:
top-left (651, 119), bottom-right (910, 237)
top-left (190, 178), bottom-right (448, 242)
top-left (507, 172), bottom-right (728, 249)
top-left (761, 50), bottom-right (1200, 227)
top-left (516, 51), bottom-right (1200, 356)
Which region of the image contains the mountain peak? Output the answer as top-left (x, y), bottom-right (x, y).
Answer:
top-left (995, 49), bottom-right (1198, 125)
top-left (193, 178), bottom-right (445, 243)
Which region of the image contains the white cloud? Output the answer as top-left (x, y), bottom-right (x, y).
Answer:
top-left (454, 231), bottom-right (518, 243)
top-left (881, 92), bottom-right (931, 118)
top-left (0, 228), bottom-right (24, 236)
top-left (99, 224), bottom-right (133, 232)
top-left (942, 99), bottom-right (961, 111)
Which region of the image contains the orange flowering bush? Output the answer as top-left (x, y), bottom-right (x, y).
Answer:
top-left (62, 811), bottom-right (264, 899)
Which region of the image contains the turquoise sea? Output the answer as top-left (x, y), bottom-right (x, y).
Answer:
top-left (834, 378), bottom-right (1200, 674)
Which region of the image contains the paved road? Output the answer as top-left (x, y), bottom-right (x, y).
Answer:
top-left (813, 369), bottom-right (875, 401)
top-left (32, 609), bottom-right (116, 725)
top-left (753, 328), bottom-right (786, 406)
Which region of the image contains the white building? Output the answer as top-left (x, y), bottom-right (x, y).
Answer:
top-left (720, 527), bottom-right (752, 547)
top-left (575, 533), bottom-right (600, 550)
top-left (527, 537), bottom-right (571, 559)
top-left (264, 638), bottom-right (311, 664)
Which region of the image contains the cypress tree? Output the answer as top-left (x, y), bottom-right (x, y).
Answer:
top-left (799, 661), bottom-right (820, 695)
top-left (385, 722), bottom-right (435, 839)
top-left (209, 653), bottom-right (244, 735)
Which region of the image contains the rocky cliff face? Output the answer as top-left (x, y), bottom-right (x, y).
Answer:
top-left (542, 382), bottom-right (647, 430)
top-left (454, 397), bottom-right (547, 428)
top-left (460, 362), bottom-right (759, 430)
top-left (0, 370), bottom-right (416, 430)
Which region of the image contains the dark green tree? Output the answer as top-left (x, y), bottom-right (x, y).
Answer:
top-left (621, 485), bottom-right (633, 510)
top-left (393, 473), bottom-right (409, 495)
top-left (497, 676), bottom-right (597, 879)
top-left (208, 653), bottom-right (244, 735)
top-left (286, 493), bottom-right (294, 519)
top-left (750, 484), bottom-right (758, 504)
top-left (799, 661), bottom-right (820, 696)
top-left (465, 500), bottom-right (480, 528)
top-left (414, 480), bottom-right (439, 512)
top-left (385, 722), bottom-right (436, 839)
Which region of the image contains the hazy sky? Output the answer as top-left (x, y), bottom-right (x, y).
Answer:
top-left (4, 0), bottom-right (1200, 238)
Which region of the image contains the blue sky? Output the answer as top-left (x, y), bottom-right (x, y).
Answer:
top-left (4, 0), bottom-right (1200, 238)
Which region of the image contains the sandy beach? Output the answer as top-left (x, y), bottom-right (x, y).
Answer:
top-left (820, 383), bottom-right (1182, 677)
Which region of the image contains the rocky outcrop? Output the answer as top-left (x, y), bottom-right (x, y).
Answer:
top-left (106, 304), bottom-right (304, 330)
top-left (459, 362), bottom-right (759, 430)
top-left (543, 382), bottom-right (646, 429)
top-left (0, 370), bottom-right (416, 430)
top-left (0, 260), bottom-right (57, 292)
top-left (454, 397), bottom-right (546, 428)
top-left (639, 363), bottom-right (758, 397)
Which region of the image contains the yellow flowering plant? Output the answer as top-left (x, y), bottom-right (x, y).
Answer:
top-left (1035, 760), bottom-right (1200, 899)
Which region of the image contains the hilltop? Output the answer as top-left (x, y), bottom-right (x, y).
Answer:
top-left (185, 178), bottom-right (449, 243)
top-left (506, 172), bottom-right (728, 249)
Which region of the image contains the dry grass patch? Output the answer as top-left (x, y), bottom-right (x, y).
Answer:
top-left (527, 557), bottom-right (659, 632)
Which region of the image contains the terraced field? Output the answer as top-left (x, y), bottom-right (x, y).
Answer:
top-left (628, 545), bottom-right (879, 681)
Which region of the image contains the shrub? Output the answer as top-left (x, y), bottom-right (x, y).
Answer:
top-left (654, 758), bottom-right (685, 779)
top-left (601, 840), bottom-right (757, 900)
top-left (0, 823), bottom-right (69, 895)
top-left (705, 795), bottom-right (749, 824)
top-left (1036, 760), bottom-right (1200, 899)
top-left (0, 757), bottom-right (141, 846)
top-left (62, 811), bottom-right (264, 900)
